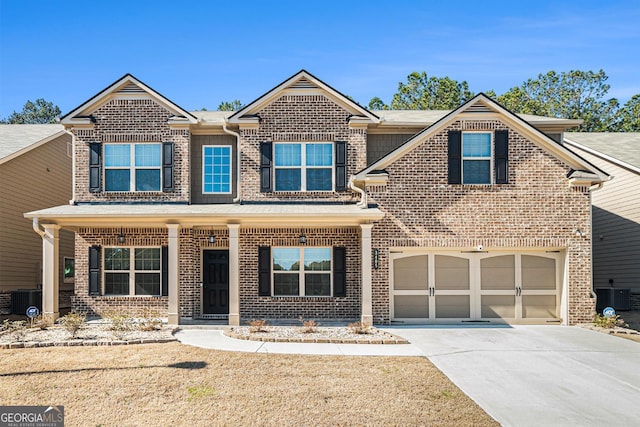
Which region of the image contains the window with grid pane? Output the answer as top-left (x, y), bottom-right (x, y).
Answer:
top-left (272, 247), bottom-right (331, 296)
top-left (103, 247), bottom-right (161, 296)
top-left (104, 143), bottom-right (161, 191)
top-left (274, 143), bottom-right (332, 191)
top-left (203, 145), bottom-right (232, 194)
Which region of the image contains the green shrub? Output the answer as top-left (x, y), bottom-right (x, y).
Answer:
top-left (593, 314), bottom-right (628, 329)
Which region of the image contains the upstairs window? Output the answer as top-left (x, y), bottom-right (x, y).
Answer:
top-left (462, 133), bottom-right (492, 184)
top-left (104, 143), bottom-right (162, 191)
top-left (274, 142), bottom-right (333, 191)
top-left (203, 145), bottom-right (232, 194)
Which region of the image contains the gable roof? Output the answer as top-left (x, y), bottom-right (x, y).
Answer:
top-left (228, 69), bottom-right (379, 124)
top-left (0, 124), bottom-right (66, 164)
top-left (355, 93), bottom-right (609, 184)
top-left (60, 74), bottom-right (197, 125)
top-left (564, 132), bottom-right (640, 173)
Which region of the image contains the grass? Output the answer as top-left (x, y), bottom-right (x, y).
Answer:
top-left (0, 343), bottom-right (498, 426)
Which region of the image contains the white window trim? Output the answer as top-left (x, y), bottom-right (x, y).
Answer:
top-left (202, 144), bottom-right (233, 195)
top-left (272, 247), bottom-right (333, 297)
top-left (104, 143), bottom-right (162, 192)
top-left (274, 142), bottom-right (334, 192)
top-left (462, 132), bottom-right (493, 185)
top-left (103, 246), bottom-right (162, 296)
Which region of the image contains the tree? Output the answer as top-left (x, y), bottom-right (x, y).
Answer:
top-left (614, 94), bottom-right (640, 131)
top-left (368, 96), bottom-right (389, 110)
top-left (497, 70), bottom-right (618, 131)
top-left (387, 72), bottom-right (474, 110)
top-left (1, 98), bottom-right (61, 124)
top-left (217, 100), bottom-right (243, 111)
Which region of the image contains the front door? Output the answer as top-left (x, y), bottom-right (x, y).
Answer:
top-left (202, 250), bottom-right (229, 315)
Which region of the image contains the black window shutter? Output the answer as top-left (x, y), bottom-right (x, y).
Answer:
top-left (333, 246), bottom-right (346, 297)
top-left (335, 141), bottom-right (347, 191)
top-left (258, 246), bottom-right (271, 296)
top-left (88, 245), bottom-right (101, 296)
top-left (161, 246), bottom-right (169, 297)
top-left (495, 130), bottom-right (509, 184)
top-left (448, 131), bottom-right (462, 184)
top-left (260, 142), bottom-right (273, 192)
top-left (89, 142), bottom-right (102, 193)
top-left (162, 142), bottom-right (174, 192)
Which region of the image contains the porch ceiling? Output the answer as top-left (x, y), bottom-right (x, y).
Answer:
top-left (25, 203), bottom-right (384, 227)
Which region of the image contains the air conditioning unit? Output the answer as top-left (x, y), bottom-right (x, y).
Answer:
top-left (595, 288), bottom-right (631, 312)
top-left (11, 289), bottom-right (42, 315)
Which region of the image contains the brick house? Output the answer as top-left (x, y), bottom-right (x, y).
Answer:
top-left (26, 70), bottom-right (609, 326)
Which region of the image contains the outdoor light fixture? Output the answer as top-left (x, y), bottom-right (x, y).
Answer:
top-left (118, 227), bottom-right (125, 244)
top-left (299, 234), bottom-right (307, 244)
top-left (373, 248), bottom-right (379, 269)
top-left (208, 233), bottom-right (216, 244)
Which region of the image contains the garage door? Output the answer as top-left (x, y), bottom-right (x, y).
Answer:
top-left (391, 251), bottom-right (562, 324)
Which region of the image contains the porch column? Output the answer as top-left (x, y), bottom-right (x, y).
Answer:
top-left (42, 224), bottom-right (60, 321)
top-left (360, 224), bottom-right (374, 325)
top-left (167, 224), bottom-right (180, 325)
top-left (227, 224), bottom-right (240, 326)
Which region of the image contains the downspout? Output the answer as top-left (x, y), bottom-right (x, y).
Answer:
top-left (222, 120), bottom-right (242, 203)
top-left (61, 128), bottom-right (76, 204)
top-left (348, 176), bottom-right (367, 209)
top-left (32, 217), bottom-right (46, 238)
top-left (588, 181), bottom-right (605, 302)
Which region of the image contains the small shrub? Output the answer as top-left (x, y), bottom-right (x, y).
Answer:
top-left (348, 321), bottom-right (371, 335)
top-left (3, 320), bottom-right (27, 341)
top-left (103, 311), bottom-right (132, 340)
top-left (246, 319), bottom-right (268, 333)
top-left (138, 312), bottom-right (163, 332)
top-left (30, 314), bottom-right (53, 330)
top-left (299, 318), bottom-right (320, 333)
top-left (593, 314), bottom-right (628, 329)
top-left (59, 311), bottom-right (86, 338)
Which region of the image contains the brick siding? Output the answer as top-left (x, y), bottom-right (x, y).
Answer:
top-left (367, 120), bottom-right (594, 325)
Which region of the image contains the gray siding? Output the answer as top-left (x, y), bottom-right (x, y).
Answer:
top-left (191, 134), bottom-right (237, 204)
top-left (571, 146), bottom-right (640, 291)
top-left (0, 134), bottom-right (74, 291)
top-left (366, 134), bottom-right (415, 165)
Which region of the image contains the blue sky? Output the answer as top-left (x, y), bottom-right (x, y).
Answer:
top-left (1, 0), bottom-right (639, 118)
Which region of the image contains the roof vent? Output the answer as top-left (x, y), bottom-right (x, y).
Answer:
top-left (117, 83), bottom-right (145, 94)
top-left (465, 103), bottom-right (493, 113)
top-left (290, 77), bottom-right (318, 89)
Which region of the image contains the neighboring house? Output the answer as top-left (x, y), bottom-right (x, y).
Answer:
top-left (0, 124), bottom-right (74, 314)
top-left (25, 70), bottom-right (609, 326)
top-left (564, 133), bottom-right (640, 309)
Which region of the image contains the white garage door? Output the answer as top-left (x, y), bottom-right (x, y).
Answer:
top-left (391, 251), bottom-right (562, 324)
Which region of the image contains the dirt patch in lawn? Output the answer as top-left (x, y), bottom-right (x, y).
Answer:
top-left (0, 343), bottom-right (498, 426)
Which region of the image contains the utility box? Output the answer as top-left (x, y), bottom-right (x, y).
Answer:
top-left (595, 288), bottom-right (631, 312)
top-left (10, 289), bottom-right (42, 315)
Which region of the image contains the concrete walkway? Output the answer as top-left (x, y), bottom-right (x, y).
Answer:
top-left (174, 328), bottom-right (423, 356)
top-left (384, 325), bottom-right (640, 427)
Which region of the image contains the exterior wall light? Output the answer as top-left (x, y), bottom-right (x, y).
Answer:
top-left (299, 234), bottom-right (307, 244)
top-left (118, 227), bottom-right (125, 244)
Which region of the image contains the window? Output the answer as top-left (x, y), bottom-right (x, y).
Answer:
top-left (462, 133), bottom-right (492, 184)
top-left (104, 247), bottom-right (161, 296)
top-left (203, 145), bottom-right (232, 193)
top-left (64, 258), bottom-right (75, 283)
top-left (104, 143), bottom-right (162, 191)
top-left (272, 247), bottom-right (332, 296)
top-left (274, 143), bottom-right (333, 191)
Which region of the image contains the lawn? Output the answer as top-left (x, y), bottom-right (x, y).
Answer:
top-left (0, 343), bottom-right (498, 426)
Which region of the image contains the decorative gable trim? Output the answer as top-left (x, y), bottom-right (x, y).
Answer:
top-left (60, 74), bottom-right (198, 125)
top-left (228, 70), bottom-right (379, 124)
top-left (355, 93), bottom-right (610, 185)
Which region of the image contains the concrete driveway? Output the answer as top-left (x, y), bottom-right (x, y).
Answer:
top-left (381, 325), bottom-right (640, 427)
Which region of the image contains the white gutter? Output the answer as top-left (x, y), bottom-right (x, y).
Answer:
top-left (32, 217), bottom-right (46, 238)
top-left (222, 120), bottom-right (242, 203)
top-left (348, 176), bottom-right (367, 209)
top-left (62, 128), bottom-right (76, 204)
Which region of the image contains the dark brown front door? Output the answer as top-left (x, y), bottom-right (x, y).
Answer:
top-left (202, 250), bottom-right (229, 315)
